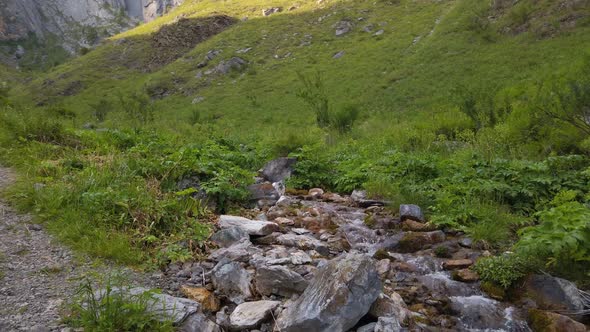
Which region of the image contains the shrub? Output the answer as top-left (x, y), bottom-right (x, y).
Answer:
top-left (473, 253), bottom-right (530, 289)
top-left (331, 105), bottom-right (360, 134)
top-left (118, 91), bottom-right (155, 130)
top-left (296, 71), bottom-right (330, 129)
top-left (535, 60), bottom-right (590, 137)
top-left (89, 98), bottom-right (112, 122)
top-left (516, 198), bottom-right (590, 270)
top-left (189, 107), bottom-right (201, 125)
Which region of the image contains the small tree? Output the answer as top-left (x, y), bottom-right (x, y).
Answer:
top-left (89, 98), bottom-right (112, 122)
top-left (537, 76), bottom-right (590, 137)
top-left (118, 91), bottom-right (155, 131)
top-left (296, 71), bottom-right (330, 128)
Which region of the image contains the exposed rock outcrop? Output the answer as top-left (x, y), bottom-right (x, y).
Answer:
top-left (0, 0), bottom-right (182, 65)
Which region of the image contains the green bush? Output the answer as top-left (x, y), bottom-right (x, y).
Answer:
top-left (296, 71), bottom-right (330, 129)
top-left (89, 99), bottom-right (113, 123)
top-left (516, 196), bottom-right (590, 271)
top-left (473, 253), bottom-right (530, 289)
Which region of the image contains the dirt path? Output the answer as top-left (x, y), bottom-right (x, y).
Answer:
top-left (0, 167), bottom-right (157, 331)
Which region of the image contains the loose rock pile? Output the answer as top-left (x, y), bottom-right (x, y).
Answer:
top-left (153, 187), bottom-right (535, 331)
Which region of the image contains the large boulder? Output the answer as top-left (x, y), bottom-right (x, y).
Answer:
top-left (261, 157), bottom-right (297, 182)
top-left (524, 274), bottom-right (587, 321)
top-left (209, 240), bottom-right (261, 262)
top-left (399, 204), bottom-right (425, 222)
top-left (247, 182), bottom-right (281, 207)
top-left (397, 231), bottom-right (446, 253)
top-left (210, 226), bottom-right (250, 247)
top-left (218, 215), bottom-right (279, 236)
top-left (255, 265), bottom-right (309, 297)
top-left (276, 253), bottom-right (381, 332)
top-left (211, 260), bottom-right (252, 304)
top-left (528, 309), bottom-right (587, 332)
top-left (230, 300), bottom-right (281, 330)
top-left (256, 232), bottom-right (330, 256)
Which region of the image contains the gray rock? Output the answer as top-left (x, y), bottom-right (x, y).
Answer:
top-left (334, 20), bottom-right (353, 36)
top-left (215, 57), bottom-right (247, 74)
top-left (255, 265), bottom-right (309, 297)
top-left (211, 260), bottom-right (252, 304)
top-left (333, 51), bottom-right (345, 59)
top-left (369, 292), bottom-right (411, 324)
top-left (230, 300), bottom-right (281, 330)
top-left (375, 316), bottom-right (401, 332)
top-left (262, 7), bottom-right (282, 16)
top-left (276, 253), bottom-right (381, 332)
top-left (524, 274), bottom-right (587, 321)
top-left (357, 323), bottom-right (377, 332)
top-left (256, 232), bottom-right (329, 256)
top-left (458, 237), bottom-right (473, 248)
top-left (180, 313), bottom-right (221, 332)
top-left (351, 190), bottom-right (368, 201)
top-left (374, 29), bottom-right (384, 36)
top-left (248, 182), bottom-right (281, 206)
top-left (15, 45), bottom-right (25, 59)
top-left (449, 295), bottom-right (507, 330)
top-left (191, 96), bottom-right (205, 104)
top-left (351, 190), bottom-right (388, 207)
top-left (210, 226), bottom-right (250, 248)
top-left (399, 204), bottom-right (425, 222)
top-left (216, 306), bottom-right (231, 328)
top-left (209, 240), bottom-right (261, 262)
top-left (261, 157), bottom-right (297, 182)
top-left (219, 215), bottom-right (279, 236)
top-left (29, 224), bottom-right (43, 231)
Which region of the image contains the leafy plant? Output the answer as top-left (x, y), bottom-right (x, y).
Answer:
top-left (473, 253), bottom-right (530, 289)
top-left (516, 199), bottom-right (590, 268)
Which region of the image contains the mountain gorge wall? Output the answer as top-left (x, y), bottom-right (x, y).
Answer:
top-left (0, 0), bottom-right (183, 66)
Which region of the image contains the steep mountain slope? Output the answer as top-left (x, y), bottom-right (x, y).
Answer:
top-left (0, 0), bottom-right (182, 69)
top-left (12, 0), bottom-right (590, 138)
top-left (1, 3), bottom-right (590, 329)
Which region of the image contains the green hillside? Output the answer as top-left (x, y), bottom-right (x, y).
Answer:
top-left (14, 0), bottom-right (590, 138)
top-left (1, 0), bottom-right (589, 289)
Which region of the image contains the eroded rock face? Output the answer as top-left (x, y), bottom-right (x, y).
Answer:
top-left (276, 253), bottom-right (381, 332)
top-left (0, 0), bottom-right (182, 61)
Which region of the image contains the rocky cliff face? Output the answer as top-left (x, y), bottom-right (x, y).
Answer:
top-left (0, 0), bottom-right (182, 66)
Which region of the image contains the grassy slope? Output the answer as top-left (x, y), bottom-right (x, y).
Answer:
top-left (12, 0), bottom-right (590, 141)
top-left (2, 0), bottom-right (590, 272)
